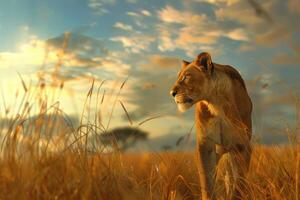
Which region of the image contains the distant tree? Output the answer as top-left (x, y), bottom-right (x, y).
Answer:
top-left (99, 127), bottom-right (148, 151)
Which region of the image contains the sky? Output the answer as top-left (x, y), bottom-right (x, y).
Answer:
top-left (0, 0), bottom-right (300, 147)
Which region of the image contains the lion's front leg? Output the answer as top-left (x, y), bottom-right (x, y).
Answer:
top-left (229, 144), bottom-right (252, 200)
top-left (196, 138), bottom-right (217, 200)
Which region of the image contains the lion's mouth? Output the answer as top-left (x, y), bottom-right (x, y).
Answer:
top-left (175, 97), bottom-right (194, 112)
top-left (175, 97), bottom-right (193, 104)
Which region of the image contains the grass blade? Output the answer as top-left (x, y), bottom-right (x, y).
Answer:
top-left (138, 115), bottom-right (163, 126)
top-left (17, 72), bottom-right (28, 93)
top-left (119, 100), bottom-right (132, 125)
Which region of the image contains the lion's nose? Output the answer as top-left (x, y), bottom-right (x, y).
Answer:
top-left (170, 90), bottom-right (177, 97)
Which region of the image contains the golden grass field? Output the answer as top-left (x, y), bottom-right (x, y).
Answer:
top-left (0, 145), bottom-right (299, 200)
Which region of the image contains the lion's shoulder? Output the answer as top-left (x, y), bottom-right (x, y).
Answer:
top-left (214, 63), bottom-right (246, 90)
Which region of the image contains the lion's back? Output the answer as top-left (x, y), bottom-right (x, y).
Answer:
top-left (215, 63), bottom-right (252, 134)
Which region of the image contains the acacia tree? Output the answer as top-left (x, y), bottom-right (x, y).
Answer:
top-left (99, 127), bottom-right (148, 151)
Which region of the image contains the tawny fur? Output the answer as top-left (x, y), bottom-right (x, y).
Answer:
top-left (170, 52), bottom-right (252, 200)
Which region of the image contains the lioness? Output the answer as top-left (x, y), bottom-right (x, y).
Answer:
top-left (170, 52), bottom-right (252, 200)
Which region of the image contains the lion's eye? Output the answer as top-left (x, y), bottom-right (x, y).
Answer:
top-left (185, 74), bottom-right (191, 78)
top-left (181, 74), bottom-right (191, 82)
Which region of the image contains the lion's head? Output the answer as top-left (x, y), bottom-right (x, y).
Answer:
top-left (170, 52), bottom-right (215, 112)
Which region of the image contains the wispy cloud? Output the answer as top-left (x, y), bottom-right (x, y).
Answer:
top-left (141, 10), bottom-right (151, 16)
top-left (113, 22), bottom-right (133, 31)
top-left (110, 35), bottom-right (154, 53)
top-left (88, 0), bottom-right (116, 15)
top-left (140, 55), bottom-right (180, 69)
top-left (126, 11), bottom-right (139, 17)
top-left (226, 28), bottom-right (249, 41)
top-left (195, 0), bottom-right (239, 6)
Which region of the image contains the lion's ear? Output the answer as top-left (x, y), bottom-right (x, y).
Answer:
top-left (182, 60), bottom-right (190, 69)
top-left (195, 52), bottom-right (214, 75)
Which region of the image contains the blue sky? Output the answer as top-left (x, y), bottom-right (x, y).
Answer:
top-left (1, 0), bottom-right (300, 145)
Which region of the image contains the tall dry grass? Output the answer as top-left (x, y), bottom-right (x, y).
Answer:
top-left (0, 32), bottom-right (299, 200)
top-left (0, 142), bottom-right (299, 199)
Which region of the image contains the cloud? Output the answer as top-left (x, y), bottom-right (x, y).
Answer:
top-left (156, 5), bottom-right (250, 56)
top-left (88, 0), bottom-right (116, 15)
top-left (126, 11), bottom-right (151, 28)
top-left (126, 11), bottom-right (140, 17)
top-left (195, 0), bottom-right (239, 6)
top-left (157, 26), bottom-right (176, 52)
top-left (110, 35), bottom-right (154, 53)
top-left (113, 22), bottom-right (133, 31)
top-left (141, 10), bottom-right (151, 16)
top-left (213, 0), bottom-right (300, 47)
top-left (226, 28), bottom-right (249, 41)
top-left (0, 36), bottom-right (59, 70)
top-left (46, 33), bottom-right (132, 79)
top-left (0, 31), bottom-right (132, 84)
top-left (215, 3), bottom-right (262, 28)
top-left (158, 5), bottom-right (206, 24)
top-left (211, 0), bottom-right (294, 49)
top-left (158, 0), bottom-right (300, 54)
top-left (141, 55), bottom-right (181, 69)
top-left (157, 6), bottom-right (218, 56)
top-left (127, 10), bottom-right (151, 18)
top-left (91, 56), bottom-right (131, 75)
top-left (176, 27), bottom-right (220, 46)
